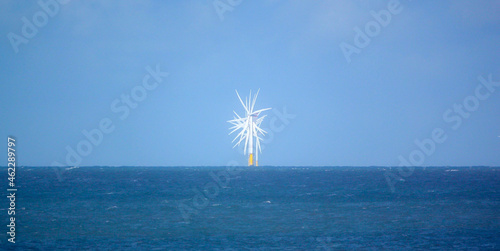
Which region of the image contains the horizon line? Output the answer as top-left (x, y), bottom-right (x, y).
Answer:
top-left (4, 165), bottom-right (499, 168)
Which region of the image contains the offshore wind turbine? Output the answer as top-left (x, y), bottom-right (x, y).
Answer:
top-left (228, 89), bottom-right (271, 166)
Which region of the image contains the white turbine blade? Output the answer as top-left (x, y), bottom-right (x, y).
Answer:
top-left (249, 90), bottom-right (252, 111)
top-left (252, 123), bottom-right (260, 142)
top-left (252, 108), bottom-right (271, 116)
top-left (227, 112), bottom-right (243, 123)
top-left (228, 115), bottom-right (241, 122)
top-left (243, 116), bottom-right (252, 155)
top-left (233, 132), bottom-right (246, 147)
top-left (228, 119), bottom-right (241, 125)
top-left (235, 128), bottom-right (247, 142)
top-left (233, 111), bottom-right (243, 120)
top-left (229, 89), bottom-right (272, 161)
top-left (232, 128), bottom-right (242, 141)
top-left (254, 119), bottom-right (267, 132)
top-left (257, 139), bottom-right (261, 153)
top-left (231, 118), bottom-right (245, 123)
top-left (229, 122), bottom-right (241, 128)
top-left (228, 118), bottom-right (245, 126)
top-left (234, 118), bottom-right (250, 144)
top-left (233, 126), bottom-right (248, 146)
top-left (243, 129), bottom-right (249, 155)
top-left (233, 130), bottom-right (246, 148)
top-left (233, 142), bottom-right (240, 148)
top-left (234, 125), bottom-right (247, 143)
top-left (234, 131), bottom-right (245, 146)
top-left (255, 126), bottom-right (267, 135)
top-left (228, 111), bottom-right (247, 128)
top-left (256, 135), bottom-right (262, 153)
top-left (230, 119), bottom-right (245, 127)
top-left (235, 90), bottom-right (249, 114)
top-left (251, 89), bottom-right (260, 113)
top-left (230, 116), bottom-right (246, 122)
top-left (230, 118), bottom-right (247, 141)
top-left (248, 90), bottom-right (254, 113)
top-left (229, 126), bottom-right (242, 135)
top-left (246, 96), bottom-right (249, 115)
top-left (255, 115), bottom-right (267, 124)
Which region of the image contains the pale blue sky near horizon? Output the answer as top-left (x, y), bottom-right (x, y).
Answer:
top-left (1, 0), bottom-right (499, 167)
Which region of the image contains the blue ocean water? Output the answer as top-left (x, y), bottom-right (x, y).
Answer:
top-left (2, 166), bottom-right (499, 250)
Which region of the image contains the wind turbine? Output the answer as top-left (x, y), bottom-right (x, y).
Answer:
top-left (228, 89), bottom-right (271, 166)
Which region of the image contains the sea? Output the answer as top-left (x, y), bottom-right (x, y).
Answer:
top-left (2, 166), bottom-right (499, 250)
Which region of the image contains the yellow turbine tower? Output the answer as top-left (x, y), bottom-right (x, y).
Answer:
top-left (228, 89), bottom-right (271, 166)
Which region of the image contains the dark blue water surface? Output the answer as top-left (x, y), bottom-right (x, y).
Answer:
top-left (2, 166), bottom-right (499, 250)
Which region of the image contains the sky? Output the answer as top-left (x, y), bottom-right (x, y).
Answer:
top-left (1, 0), bottom-right (499, 167)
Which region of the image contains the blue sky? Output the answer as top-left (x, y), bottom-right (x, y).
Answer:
top-left (1, 0), bottom-right (499, 167)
